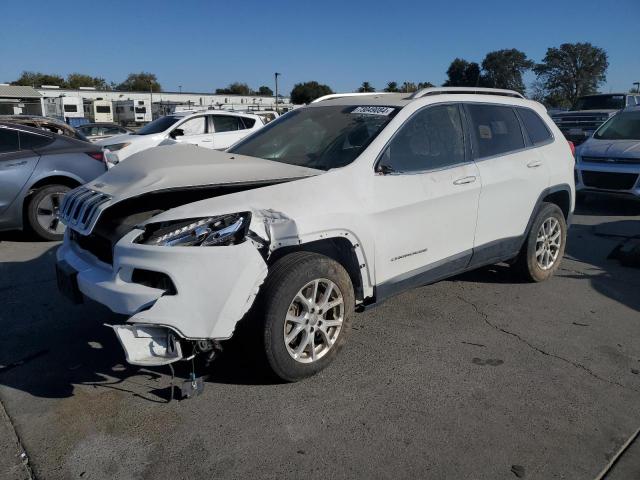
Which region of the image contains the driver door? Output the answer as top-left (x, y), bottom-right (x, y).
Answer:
top-left (368, 104), bottom-right (481, 296)
top-left (172, 115), bottom-right (213, 148)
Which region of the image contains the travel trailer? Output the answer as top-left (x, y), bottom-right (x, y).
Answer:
top-left (84, 100), bottom-right (114, 123)
top-left (114, 99), bottom-right (152, 125)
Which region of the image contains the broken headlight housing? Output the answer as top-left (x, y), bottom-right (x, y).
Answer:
top-left (137, 213), bottom-right (250, 247)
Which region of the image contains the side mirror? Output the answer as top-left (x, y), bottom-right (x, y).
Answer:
top-left (170, 128), bottom-right (184, 139)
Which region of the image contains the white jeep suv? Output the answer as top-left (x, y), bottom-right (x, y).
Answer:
top-left (97, 110), bottom-right (264, 165)
top-left (56, 88), bottom-right (575, 381)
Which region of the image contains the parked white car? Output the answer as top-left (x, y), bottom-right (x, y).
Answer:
top-left (56, 88), bottom-right (575, 382)
top-left (97, 110), bottom-right (264, 165)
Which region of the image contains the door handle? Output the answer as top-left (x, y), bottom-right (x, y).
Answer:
top-left (527, 160), bottom-right (543, 168)
top-left (453, 176), bottom-right (477, 185)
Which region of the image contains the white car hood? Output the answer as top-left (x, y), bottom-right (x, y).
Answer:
top-left (95, 133), bottom-right (134, 147)
top-left (88, 143), bottom-right (322, 200)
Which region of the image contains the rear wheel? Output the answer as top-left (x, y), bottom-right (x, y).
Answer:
top-left (26, 184), bottom-right (70, 241)
top-left (513, 202), bottom-right (567, 282)
top-left (260, 252), bottom-right (354, 382)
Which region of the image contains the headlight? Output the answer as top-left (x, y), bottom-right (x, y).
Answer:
top-left (137, 213), bottom-right (250, 247)
top-left (105, 142), bottom-right (131, 151)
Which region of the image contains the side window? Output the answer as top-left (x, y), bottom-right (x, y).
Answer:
top-left (178, 116), bottom-right (207, 136)
top-left (103, 126), bottom-right (121, 135)
top-left (240, 117), bottom-right (256, 129)
top-left (19, 132), bottom-right (52, 150)
top-left (0, 128), bottom-right (20, 153)
top-left (212, 115), bottom-right (242, 133)
top-left (466, 104), bottom-right (525, 158)
top-left (517, 108), bottom-right (553, 146)
top-left (381, 104), bottom-right (465, 173)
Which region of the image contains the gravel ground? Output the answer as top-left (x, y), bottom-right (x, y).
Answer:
top-left (0, 196), bottom-right (639, 480)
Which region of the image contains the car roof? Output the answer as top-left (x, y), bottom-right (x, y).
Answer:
top-left (0, 121), bottom-right (56, 138)
top-left (174, 110), bottom-right (260, 119)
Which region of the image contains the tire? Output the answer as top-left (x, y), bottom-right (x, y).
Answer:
top-left (260, 252), bottom-right (355, 382)
top-left (513, 202), bottom-right (567, 282)
top-left (26, 184), bottom-right (70, 241)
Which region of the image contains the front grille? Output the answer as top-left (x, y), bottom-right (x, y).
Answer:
top-left (70, 229), bottom-right (114, 264)
top-left (59, 187), bottom-right (111, 234)
top-left (582, 156), bottom-right (640, 165)
top-left (582, 171), bottom-right (639, 190)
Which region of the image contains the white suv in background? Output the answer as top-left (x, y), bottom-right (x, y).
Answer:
top-left (97, 110), bottom-right (264, 165)
top-left (56, 88), bottom-right (575, 382)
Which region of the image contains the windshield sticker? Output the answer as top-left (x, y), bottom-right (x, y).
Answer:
top-left (351, 106), bottom-right (395, 116)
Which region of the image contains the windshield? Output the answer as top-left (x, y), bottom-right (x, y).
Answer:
top-left (228, 105), bottom-right (398, 171)
top-left (575, 95), bottom-right (626, 111)
top-left (594, 110), bottom-right (640, 140)
top-left (134, 115), bottom-right (180, 135)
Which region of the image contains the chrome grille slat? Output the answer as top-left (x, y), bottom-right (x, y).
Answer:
top-left (58, 187), bottom-right (112, 234)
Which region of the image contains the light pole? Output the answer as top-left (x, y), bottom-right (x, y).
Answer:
top-left (634, 82), bottom-right (640, 93)
top-left (179, 85), bottom-right (182, 94)
top-left (274, 72), bottom-right (281, 114)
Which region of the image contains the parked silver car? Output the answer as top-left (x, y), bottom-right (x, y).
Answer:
top-left (576, 106), bottom-right (640, 198)
top-left (76, 123), bottom-right (133, 142)
top-left (0, 122), bottom-right (107, 240)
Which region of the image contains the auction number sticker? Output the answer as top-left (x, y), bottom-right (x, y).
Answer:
top-left (351, 106), bottom-right (395, 116)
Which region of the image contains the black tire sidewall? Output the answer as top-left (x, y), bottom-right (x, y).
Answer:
top-left (262, 253), bottom-right (354, 382)
top-left (26, 184), bottom-right (70, 241)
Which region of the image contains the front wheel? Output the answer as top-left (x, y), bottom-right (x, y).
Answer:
top-left (26, 184), bottom-right (70, 241)
top-left (260, 252), bottom-right (355, 382)
top-left (513, 202), bottom-right (567, 282)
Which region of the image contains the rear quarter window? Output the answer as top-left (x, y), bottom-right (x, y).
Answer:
top-left (517, 108), bottom-right (553, 146)
top-left (0, 127), bottom-right (20, 153)
top-left (466, 104), bottom-right (525, 158)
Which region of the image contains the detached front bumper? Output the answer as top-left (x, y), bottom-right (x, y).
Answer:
top-left (56, 228), bottom-right (268, 341)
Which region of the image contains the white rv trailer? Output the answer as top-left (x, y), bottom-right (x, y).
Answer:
top-left (114, 99), bottom-right (152, 125)
top-left (61, 97), bottom-right (84, 120)
top-left (90, 100), bottom-right (114, 123)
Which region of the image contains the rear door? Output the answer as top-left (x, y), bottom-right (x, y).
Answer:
top-left (370, 103), bottom-right (481, 293)
top-left (211, 115), bottom-right (255, 150)
top-left (0, 127), bottom-right (43, 214)
top-left (465, 103), bottom-right (550, 261)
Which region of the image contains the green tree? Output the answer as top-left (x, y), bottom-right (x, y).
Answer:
top-left (257, 85), bottom-right (273, 96)
top-left (384, 81), bottom-right (399, 92)
top-left (357, 81), bottom-right (375, 92)
top-left (417, 81), bottom-right (435, 89)
top-left (290, 81), bottom-right (333, 104)
top-left (12, 71), bottom-right (66, 87)
top-left (116, 72), bottom-right (162, 92)
top-left (400, 81), bottom-right (418, 93)
top-left (66, 73), bottom-right (110, 90)
top-left (443, 59), bottom-right (481, 87)
top-left (215, 82), bottom-right (253, 95)
top-left (534, 42), bottom-right (608, 108)
top-left (480, 49), bottom-right (534, 93)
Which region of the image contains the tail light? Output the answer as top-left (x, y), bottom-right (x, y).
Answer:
top-left (567, 141), bottom-right (576, 157)
top-left (86, 151), bottom-right (106, 166)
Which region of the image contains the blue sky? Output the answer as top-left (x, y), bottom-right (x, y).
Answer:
top-left (1, 0), bottom-right (638, 95)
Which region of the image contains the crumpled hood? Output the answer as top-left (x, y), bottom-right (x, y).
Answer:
top-left (578, 138), bottom-right (640, 158)
top-left (87, 144), bottom-right (322, 200)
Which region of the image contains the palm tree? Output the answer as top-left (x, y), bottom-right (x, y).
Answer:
top-left (357, 81), bottom-right (375, 93)
top-left (384, 81), bottom-right (399, 92)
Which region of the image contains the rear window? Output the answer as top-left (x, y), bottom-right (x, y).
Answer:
top-left (19, 132), bottom-right (53, 149)
top-left (63, 104), bottom-right (78, 113)
top-left (467, 104), bottom-right (525, 158)
top-left (135, 107), bottom-right (146, 113)
top-left (517, 108), bottom-right (552, 146)
top-left (212, 115), bottom-right (243, 132)
top-left (241, 117), bottom-right (256, 129)
top-left (0, 127), bottom-right (20, 153)
top-left (96, 106), bottom-right (111, 113)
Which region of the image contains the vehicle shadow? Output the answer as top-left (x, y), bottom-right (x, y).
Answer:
top-left (0, 245), bottom-right (278, 403)
top-left (454, 196), bottom-right (640, 313)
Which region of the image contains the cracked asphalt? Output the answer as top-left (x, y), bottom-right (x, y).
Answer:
top-left (1, 196), bottom-right (639, 480)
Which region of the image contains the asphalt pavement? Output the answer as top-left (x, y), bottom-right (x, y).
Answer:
top-left (1, 196), bottom-right (639, 480)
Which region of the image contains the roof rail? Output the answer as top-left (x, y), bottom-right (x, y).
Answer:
top-left (410, 87), bottom-right (525, 100)
top-left (310, 92), bottom-right (395, 103)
